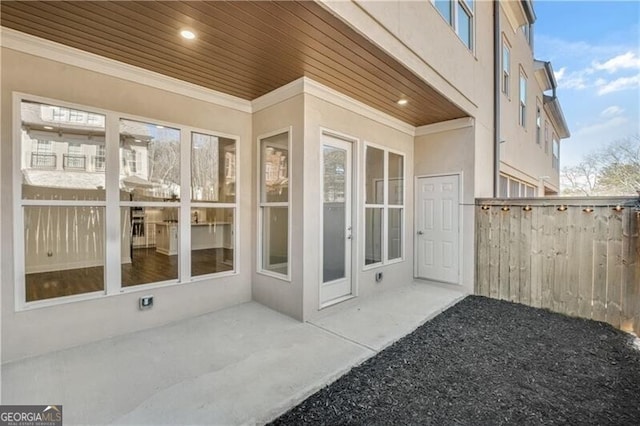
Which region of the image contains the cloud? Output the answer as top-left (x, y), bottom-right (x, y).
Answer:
top-left (554, 67), bottom-right (566, 81)
top-left (597, 75), bottom-right (640, 95)
top-left (593, 52), bottom-right (640, 73)
top-left (575, 116), bottom-right (629, 136)
top-left (601, 106), bottom-right (624, 117)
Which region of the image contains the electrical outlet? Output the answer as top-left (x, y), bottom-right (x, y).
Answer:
top-left (139, 295), bottom-right (154, 310)
top-left (375, 272), bottom-right (383, 282)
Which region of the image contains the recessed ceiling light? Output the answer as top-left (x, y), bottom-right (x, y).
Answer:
top-left (397, 99), bottom-right (408, 106)
top-left (180, 30), bottom-right (196, 40)
top-left (43, 126), bottom-right (54, 130)
top-left (156, 125), bottom-right (164, 129)
top-left (135, 139), bottom-right (142, 142)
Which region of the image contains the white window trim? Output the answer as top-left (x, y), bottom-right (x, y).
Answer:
top-left (519, 69), bottom-right (527, 128)
top-left (431, 0), bottom-right (475, 52)
top-left (256, 127), bottom-right (292, 281)
top-left (362, 142), bottom-right (406, 270)
top-left (502, 36), bottom-right (511, 98)
top-left (536, 100), bottom-right (542, 145)
top-left (13, 92), bottom-right (240, 311)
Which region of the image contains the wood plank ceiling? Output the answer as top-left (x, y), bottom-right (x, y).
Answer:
top-left (1, 1), bottom-right (467, 126)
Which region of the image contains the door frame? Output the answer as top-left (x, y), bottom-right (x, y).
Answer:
top-left (413, 172), bottom-right (464, 285)
top-left (318, 128), bottom-right (358, 309)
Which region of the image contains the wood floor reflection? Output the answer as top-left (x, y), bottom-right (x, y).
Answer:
top-left (26, 248), bottom-right (233, 302)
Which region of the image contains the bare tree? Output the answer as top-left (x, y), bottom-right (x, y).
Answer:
top-left (561, 135), bottom-right (639, 196)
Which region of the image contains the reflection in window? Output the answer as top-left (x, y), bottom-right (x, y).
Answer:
top-left (24, 206), bottom-right (105, 302)
top-left (259, 132), bottom-right (289, 276)
top-left (191, 133), bottom-right (236, 203)
top-left (121, 207), bottom-right (179, 287)
top-left (119, 119), bottom-right (181, 202)
top-left (365, 208), bottom-right (383, 265)
top-left (21, 100), bottom-right (106, 201)
top-left (365, 147), bottom-right (384, 205)
top-left (191, 208), bottom-right (234, 277)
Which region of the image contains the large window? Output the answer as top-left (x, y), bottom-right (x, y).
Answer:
top-left (364, 145), bottom-right (405, 266)
top-left (544, 120), bottom-right (550, 154)
top-left (519, 70), bottom-right (527, 127)
top-left (259, 131), bottom-right (290, 278)
top-left (502, 38), bottom-right (510, 97)
top-left (19, 100), bottom-right (107, 302)
top-left (434, 0), bottom-right (474, 49)
top-left (16, 96), bottom-right (238, 306)
top-left (500, 174), bottom-right (536, 198)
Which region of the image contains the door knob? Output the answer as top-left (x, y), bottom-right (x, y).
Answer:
top-left (417, 231), bottom-right (424, 235)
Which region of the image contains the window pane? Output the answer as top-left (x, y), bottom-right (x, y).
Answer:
top-left (365, 208), bottom-right (383, 265)
top-left (24, 206), bottom-right (104, 302)
top-left (457, 2), bottom-right (472, 48)
top-left (499, 176), bottom-right (508, 197)
top-left (526, 186), bottom-right (535, 197)
top-left (435, 0), bottom-right (452, 24)
top-left (121, 206), bottom-right (179, 287)
top-left (261, 132), bottom-right (289, 203)
top-left (120, 119), bottom-right (181, 202)
top-left (21, 101), bottom-right (106, 201)
top-left (323, 145), bottom-right (347, 282)
top-left (388, 208), bottom-right (403, 261)
top-left (191, 133), bottom-right (236, 203)
top-left (509, 180), bottom-right (520, 198)
top-left (365, 146), bottom-right (384, 204)
top-left (388, 152), bottom-right (404, 205)
top-left (191, 208), bottom-right (234, 277)
top-left (262, 207), bottom-right (288, 275)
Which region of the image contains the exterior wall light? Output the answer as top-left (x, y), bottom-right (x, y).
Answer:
top-left (613, 205), bottom-right (624, 212)
top-left (501, 206), bottom-right (510, 212)
top-left (481, 205), bottom-right (490, 210)
top-left (583, 207), bottom-right (594, 213)
top-left (557, 205), bottom-right (567, 212)
top-left (523, 205), bottom-right (532, 211)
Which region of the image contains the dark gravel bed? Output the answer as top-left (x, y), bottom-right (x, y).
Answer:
top-left (271, 296), bottom-right (640, 425)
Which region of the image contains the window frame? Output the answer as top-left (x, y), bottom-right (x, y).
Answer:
top-left (552, 135), bottom-right (560, 170)
top-left (519, 69), bottom-right (527, 128)
top-left (502, 36), bottom-right (511, 98)
top-left (432, 0), bottom-right (475, 51)
top-left (363, 142), bottom-right (406, 270)
top-left (256, 127), bottom-right (292, 281)
top-left (13, 92), bottom-right (240, 310)
top-left (536, 101), bottom-right (542, 145)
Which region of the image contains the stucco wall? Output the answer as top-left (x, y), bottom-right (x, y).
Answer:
top-left (498, 6), bottom-right (560, 192)
top-left (1, 48), bottom-right (253, 362)
top-left (251, 95), bottom-right (305, 321)
top-left (415, 125), bottom-right (476, 292)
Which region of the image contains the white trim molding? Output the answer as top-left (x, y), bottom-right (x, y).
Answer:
top-left (415, 117), bottom-right (474, 136)
top-left (252, 77), bottom-right (416, 136)
top-left (0, 27), bottom-right (252, 113)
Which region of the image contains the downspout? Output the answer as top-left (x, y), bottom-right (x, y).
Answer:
top-left (493, 0), bottom-right (501, 197)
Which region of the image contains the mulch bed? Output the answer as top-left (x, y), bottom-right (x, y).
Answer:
top-left (271, 296), bottom-right (640, 425)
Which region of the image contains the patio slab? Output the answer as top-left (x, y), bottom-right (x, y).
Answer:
top-left (2, 281), bottom-right (466, 425)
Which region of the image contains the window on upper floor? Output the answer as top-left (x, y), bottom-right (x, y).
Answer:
top-left (502, 38), bottom-right (510, 97)
top-left (544, 120), bottom-right (550, 154)
top-left (536, 103), bottom-right (542, 145)
top-left (433, 0), bottom-right (474, 50)
top-left (521, 23), bottom-right (533, 48)
top-left (552, 137), bottom-right (560, 170)
top-left (500, 174), bottom-right (537, 198)
top-left (519, 70), bottom-right (527, 127)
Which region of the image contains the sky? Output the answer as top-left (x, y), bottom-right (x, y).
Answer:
top-left (533, 0), bottom-right (640, 167)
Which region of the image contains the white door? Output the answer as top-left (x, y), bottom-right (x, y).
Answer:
top-left (320, 134), bottom-right (353, 306)
top-left (416, 175), bottom-right (460, 284)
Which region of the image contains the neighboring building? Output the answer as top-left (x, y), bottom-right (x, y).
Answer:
top-left (0, 0), bottom-right (569, 361)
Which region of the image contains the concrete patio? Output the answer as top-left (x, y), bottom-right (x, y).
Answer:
top-left (2, 281), bottom-right (466, 425)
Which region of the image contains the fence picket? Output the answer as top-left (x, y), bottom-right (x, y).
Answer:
top-left (606, 210), bottom-right (623, 327)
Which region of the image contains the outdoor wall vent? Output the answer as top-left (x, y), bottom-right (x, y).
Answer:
top-left (139, 295), bottom-right (154, 310)
top-left (375, 272), bottom-right (383, 282)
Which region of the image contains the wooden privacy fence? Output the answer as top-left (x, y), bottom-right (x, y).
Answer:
top-left (475, 197), bottom-right (640, 335)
